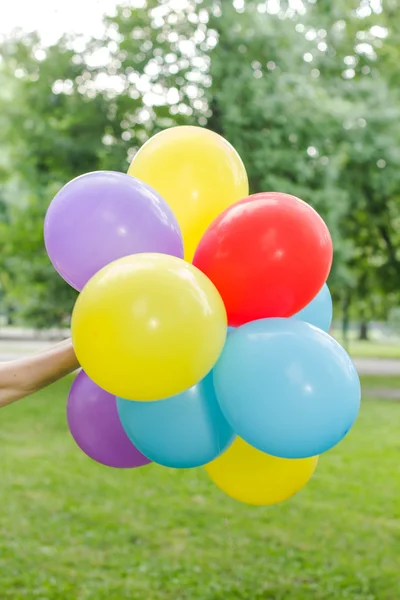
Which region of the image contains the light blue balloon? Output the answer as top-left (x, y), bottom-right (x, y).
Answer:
top-left (116, 373), bottom-right (235, 469)
top-left (292, 283), bottom-right (332, 332)
top-left (213, 318), bottom-right (361, 459)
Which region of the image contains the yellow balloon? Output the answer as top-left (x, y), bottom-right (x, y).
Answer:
top-left (128, 126), bottom-right (249, 261)
top-left (205, 437), bottom-right (318, 506)
top-left (71, 253), bottom-right (227, 401)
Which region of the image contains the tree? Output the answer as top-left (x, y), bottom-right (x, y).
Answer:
top-left (0, 4), bottom-right (205, 325)
top-left (306, 0), bottom-right (400, 335)
top-left (0, 33), bottom-right (121, 325)
top-left (1, 0), bottom-right (400, 330)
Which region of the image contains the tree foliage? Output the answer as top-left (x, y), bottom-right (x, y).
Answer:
top-left (1, 0), bottom-right (400, 328)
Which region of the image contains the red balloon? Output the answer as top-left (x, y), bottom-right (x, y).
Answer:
top-left (193, 192), bottom-right (333, 326)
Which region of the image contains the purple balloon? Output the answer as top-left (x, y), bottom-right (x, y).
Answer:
top-left (44, 171), bottom-right (183, 291)
top-left (67, 371), bottom-right (151, 469)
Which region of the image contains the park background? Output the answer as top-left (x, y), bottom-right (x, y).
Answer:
top-left (1, 1), bottom-right (400, 599)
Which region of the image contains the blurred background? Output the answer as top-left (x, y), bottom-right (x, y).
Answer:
top-left (1, 2), bottom-right (400, 599)
top-left (1, 0), bottom-right (400, 351)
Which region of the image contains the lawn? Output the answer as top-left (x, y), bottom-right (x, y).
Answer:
top-left (333, 339), bottom-right (400, 360)
top-left (1, 376), bottom-right (400, 599)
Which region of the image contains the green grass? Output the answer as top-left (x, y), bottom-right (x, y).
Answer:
top-left (334, 339), bottom-right (400, 359)
top-left (330, 329), bottom-right (400, 358)
top-left (361, 374), bottom-right (400, 389)
top-left (1, 377), bottom-right (400, 599)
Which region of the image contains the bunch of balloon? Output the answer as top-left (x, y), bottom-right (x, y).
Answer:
top-left (44, 128), bottom-right (246, 471)
top-left (44, 126), bottom-right (361, 507)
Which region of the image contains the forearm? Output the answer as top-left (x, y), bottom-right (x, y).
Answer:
top-left (0, 339), bottom-right (79, 408)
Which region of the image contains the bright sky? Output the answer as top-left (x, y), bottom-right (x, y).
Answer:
top-left (0, 0), bottom-right (385, 46)
top-left (0, 0), bottom-right (120, 44)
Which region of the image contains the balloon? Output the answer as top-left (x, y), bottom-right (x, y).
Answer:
top-left (116, 372), bottom-right (235, 469)
top-left (71, 253), bottom-right (227, 401)
top-left (205, 437), bottom-right (318, 506)
top-left (128, 126), bottom-right (249, 261)
top-left (67, 371), bottom-right (150, 469)
top-left (45, 171), bottom-right (183, 291)
top-left (213, 318), bottom-right (361, 459)
top-left (292, 283), bottom-right (333, 332)
top-left (193, 192), bottom-right (333, 326)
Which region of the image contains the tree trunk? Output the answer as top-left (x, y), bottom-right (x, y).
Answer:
top-left (6, 305), bottom-right (16, 326)
top-left (359, 320), bottom-right (369, 341)
top-left (342, 290), bottom-right (351, 351)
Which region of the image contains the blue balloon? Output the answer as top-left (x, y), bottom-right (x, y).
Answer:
top-left (116, 373), bottom-right (235, 469)
top-left (213, 318), bottom-right (361, 459)
top-left (292, 284), bottom-right (332, 332)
